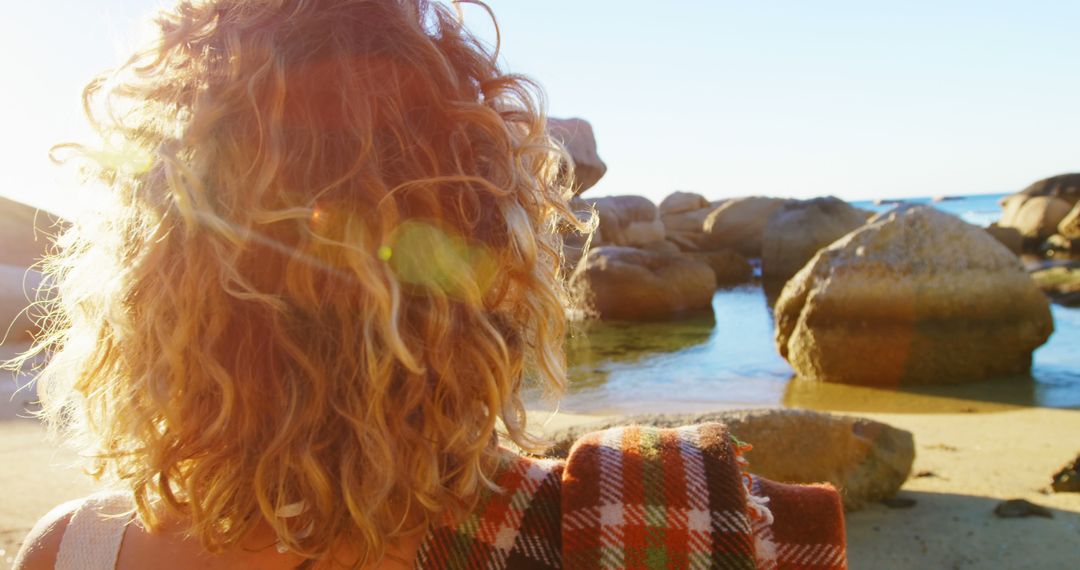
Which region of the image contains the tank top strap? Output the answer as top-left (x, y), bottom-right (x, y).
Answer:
top-left (55, 491), bottom-right (134, 570)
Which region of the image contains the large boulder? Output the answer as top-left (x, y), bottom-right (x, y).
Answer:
top-left (999, 195), bottom-right (1073, 243)
top-left (775, 206), bottom-right (1053, 386)
top-left (701, 196), bottom-right (790, 257)
top-left (571, 246), bottom-right (716, 320)
top-left (587, 195), bottom-right (665, 248)
top-left (1058, 201), bottom-right (1080, 240)
top-left (544, 408), bottom-right (915, 511)
top-left (547, 117), bottom-right (607, 195)
top-left (761, 196), bottom-right (871, 283)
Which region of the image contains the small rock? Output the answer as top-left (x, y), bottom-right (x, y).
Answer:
top-left (882, 497), bottom-right (917, 509)
top-left (915, 470), bottom-right (937, 478)
top-left (993, 499), bottom-right (1053, 519)
top-left (1050, 454), bottom-right (1080, 493)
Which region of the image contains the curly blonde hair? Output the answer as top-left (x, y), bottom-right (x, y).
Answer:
top-left (20, 0), bottom-right (586, 563)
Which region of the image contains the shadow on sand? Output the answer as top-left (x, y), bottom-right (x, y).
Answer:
top-left (845, 489), bottom-right (1080, 569)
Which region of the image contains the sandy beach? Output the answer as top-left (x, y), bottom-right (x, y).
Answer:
top-left (1, 403), bottom-right (1077, 569)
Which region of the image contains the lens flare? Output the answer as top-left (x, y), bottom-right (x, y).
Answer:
top-left (385, 220), bottom-right (496, 304)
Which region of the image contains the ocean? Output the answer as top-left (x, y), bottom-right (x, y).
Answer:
top-left (536, 193), bottom-right (1080, 415)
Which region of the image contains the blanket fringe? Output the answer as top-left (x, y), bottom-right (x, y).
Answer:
top-left (732, 437), bottom-right (774, 526)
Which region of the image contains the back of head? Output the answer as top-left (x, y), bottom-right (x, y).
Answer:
top-left (29, 0), bottom-right (582, 562)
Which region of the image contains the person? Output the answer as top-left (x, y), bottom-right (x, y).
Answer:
top-left (14, 1), bottom-right (846, 568)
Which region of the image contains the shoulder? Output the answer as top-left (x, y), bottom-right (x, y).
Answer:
top-left (12, 498), bottom-right (85, 570)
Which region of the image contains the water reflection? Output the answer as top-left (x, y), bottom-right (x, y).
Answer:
top-left (544, 286), bottom-right (793, 414)
top-left (783, 375), bottom-right (1039, 414)
top-left (551, 287), bottom-right (1080, 415)
top-left (565, 314), bottom-right (716, 391)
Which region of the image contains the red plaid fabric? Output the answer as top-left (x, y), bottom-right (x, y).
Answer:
top-left (748, 476), bottom-right (846, 570)
top-left (415, 422), bottom-right (846, 569)
top-left (414, 451), bottom-right (564, 569)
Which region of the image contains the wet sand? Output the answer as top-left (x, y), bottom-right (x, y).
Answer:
top-left (2, 405), bottom-right (1077, 569)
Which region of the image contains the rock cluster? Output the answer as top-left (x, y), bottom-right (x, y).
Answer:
top-left (568, 192), bottom-right (769, 320)
top-left (774, 206), bottom-right (1053, 386)
top-left (998, 173), bottom-right (1080, 254)
top-left (999, 195), bottom-right (1072, 243)
top-left (1009, 172), bottom-right (1080, 204)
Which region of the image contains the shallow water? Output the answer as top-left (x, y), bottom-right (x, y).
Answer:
top-left (539, 287), bottom-right (1080, 415)
top-left (534, 193), bottom-right (1080, 416)
top-left (853, 192), bottom-right (1007, 227)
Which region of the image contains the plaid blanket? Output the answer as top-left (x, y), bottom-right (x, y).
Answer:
top-left (414, 422), bottom-right (846, 569)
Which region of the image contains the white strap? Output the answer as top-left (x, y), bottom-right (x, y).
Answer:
top-left (55, 492), bottom-right (134, 570)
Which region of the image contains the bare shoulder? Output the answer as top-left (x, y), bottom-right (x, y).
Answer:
top-left (12, 498), bottom-right (85, 570)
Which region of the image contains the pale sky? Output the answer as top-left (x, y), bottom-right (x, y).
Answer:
top-left (3, 0), bottom-right (1080, 216)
